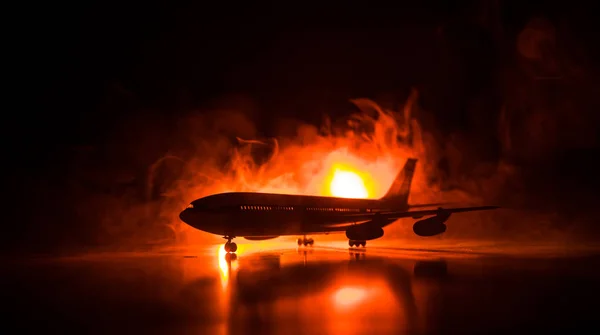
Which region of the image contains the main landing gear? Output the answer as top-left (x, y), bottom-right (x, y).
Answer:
top-left (223, 236), bottom-right (237, 253)
top-left (349, 240), bottom-right (366, 247)
top-left (297, 235), bottom-right (314, 246)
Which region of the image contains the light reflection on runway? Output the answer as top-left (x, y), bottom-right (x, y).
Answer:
top-left (217, 245), bottom-right (239, 290)
top-left (6, 238), bottom-right (600, 333)
top-left (218, 246), bottom-right (414, 335)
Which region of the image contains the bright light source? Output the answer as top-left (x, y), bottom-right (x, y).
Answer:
top-left (330, 170), bottom-right (368, 198)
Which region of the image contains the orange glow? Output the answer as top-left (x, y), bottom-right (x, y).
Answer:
top-left (217, 245), bottom-right (229, 289)
top-left (167, 92), bottom-right (475, 246)
top-left (217, 245), bottom-right (238, 290)
top-left (330, 169), bottom-right (368, 198)
top-left (333, 286), bottom-right (367, 308)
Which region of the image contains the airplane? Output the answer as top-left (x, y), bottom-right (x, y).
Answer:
top-left (179, 158), bottom-right (499, 253)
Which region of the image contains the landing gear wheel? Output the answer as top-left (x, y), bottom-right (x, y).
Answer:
top-left (297, 237), bottom-right (314, 247)
top-left (349, 240), bottom-right (366, 247)
top-left (224, 241), bottom-right (238, 253)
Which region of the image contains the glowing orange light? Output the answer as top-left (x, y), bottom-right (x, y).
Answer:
top-left (217, 245), bottom-right (239, 290)
top-left (178, 94), bottom-right (440, 247)
top-left (330, 169), bottom-right (369, 198)
top-left (333, 286), bottom-right (367, 308)
top-left (217, 245), bottom-right (229, 289)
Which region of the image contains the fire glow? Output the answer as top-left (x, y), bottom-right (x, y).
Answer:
top-left (163, 93), bottom-right (459, 243)
top-left (329, 169), bottom-right (368, 199)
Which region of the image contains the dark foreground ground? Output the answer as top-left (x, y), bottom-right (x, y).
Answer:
top-left (4, 239), bottom-right (600, 334)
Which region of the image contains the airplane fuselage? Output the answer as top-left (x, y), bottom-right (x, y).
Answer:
top-left (178, 158), bottom-right (498, 252)
top-left (179, 192), bottom-right (406, 238)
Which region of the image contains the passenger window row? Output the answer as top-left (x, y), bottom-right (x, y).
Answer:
top-left (239, 206), bottom-right (364, 212)
top-left (306, 207), bottom-right (360, 212)
top-left (241, 206), bottom-right (293, 211)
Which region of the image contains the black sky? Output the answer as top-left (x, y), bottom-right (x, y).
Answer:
top-left (26, 1), bottom-right (596, 145)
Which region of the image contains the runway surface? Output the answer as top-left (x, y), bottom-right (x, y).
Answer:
top-left (5, 238), bottom-right (600, 334)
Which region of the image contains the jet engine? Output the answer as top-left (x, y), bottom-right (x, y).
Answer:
top-left (412, 212), bottom-right (450, 237)
top-left (244, 236), bottom-right (279, 240)
top-left (345, 225), bottom-right (384, 241)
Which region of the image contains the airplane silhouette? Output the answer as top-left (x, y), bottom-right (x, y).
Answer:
top-left (179, 158), bottom-right (499, 252)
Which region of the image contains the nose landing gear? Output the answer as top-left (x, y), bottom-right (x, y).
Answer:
top-left (224, 242), bottom-right (237, 253)
top-left (223, 236), bottom-right (237, 253)
top-left (297, 235), bottom-right (314, 246)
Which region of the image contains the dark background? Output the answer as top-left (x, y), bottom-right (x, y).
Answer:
top-left (8, 0), bottom-right (600, 253)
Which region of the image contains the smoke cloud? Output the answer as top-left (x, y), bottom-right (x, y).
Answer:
top-left (13, 10), bottom-right (600, 255)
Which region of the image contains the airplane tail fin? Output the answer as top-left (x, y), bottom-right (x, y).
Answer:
top-left (380, 158), bottom-right (417, 205)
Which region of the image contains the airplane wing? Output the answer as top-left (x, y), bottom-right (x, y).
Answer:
top-left (408, 203), bottom-right (451, 208)
top-left (382, 205), bottom-right (499, 219)
top-left (337, 205), bottom-right (499, 222)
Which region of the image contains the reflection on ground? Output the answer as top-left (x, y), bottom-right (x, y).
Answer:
top-left (225, 249), bottom-right (419, 334)
top-left (5, 239), bottom-right (600, 333)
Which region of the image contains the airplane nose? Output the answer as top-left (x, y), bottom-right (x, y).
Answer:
top-left (179, 209), bottom-right (191, 223)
